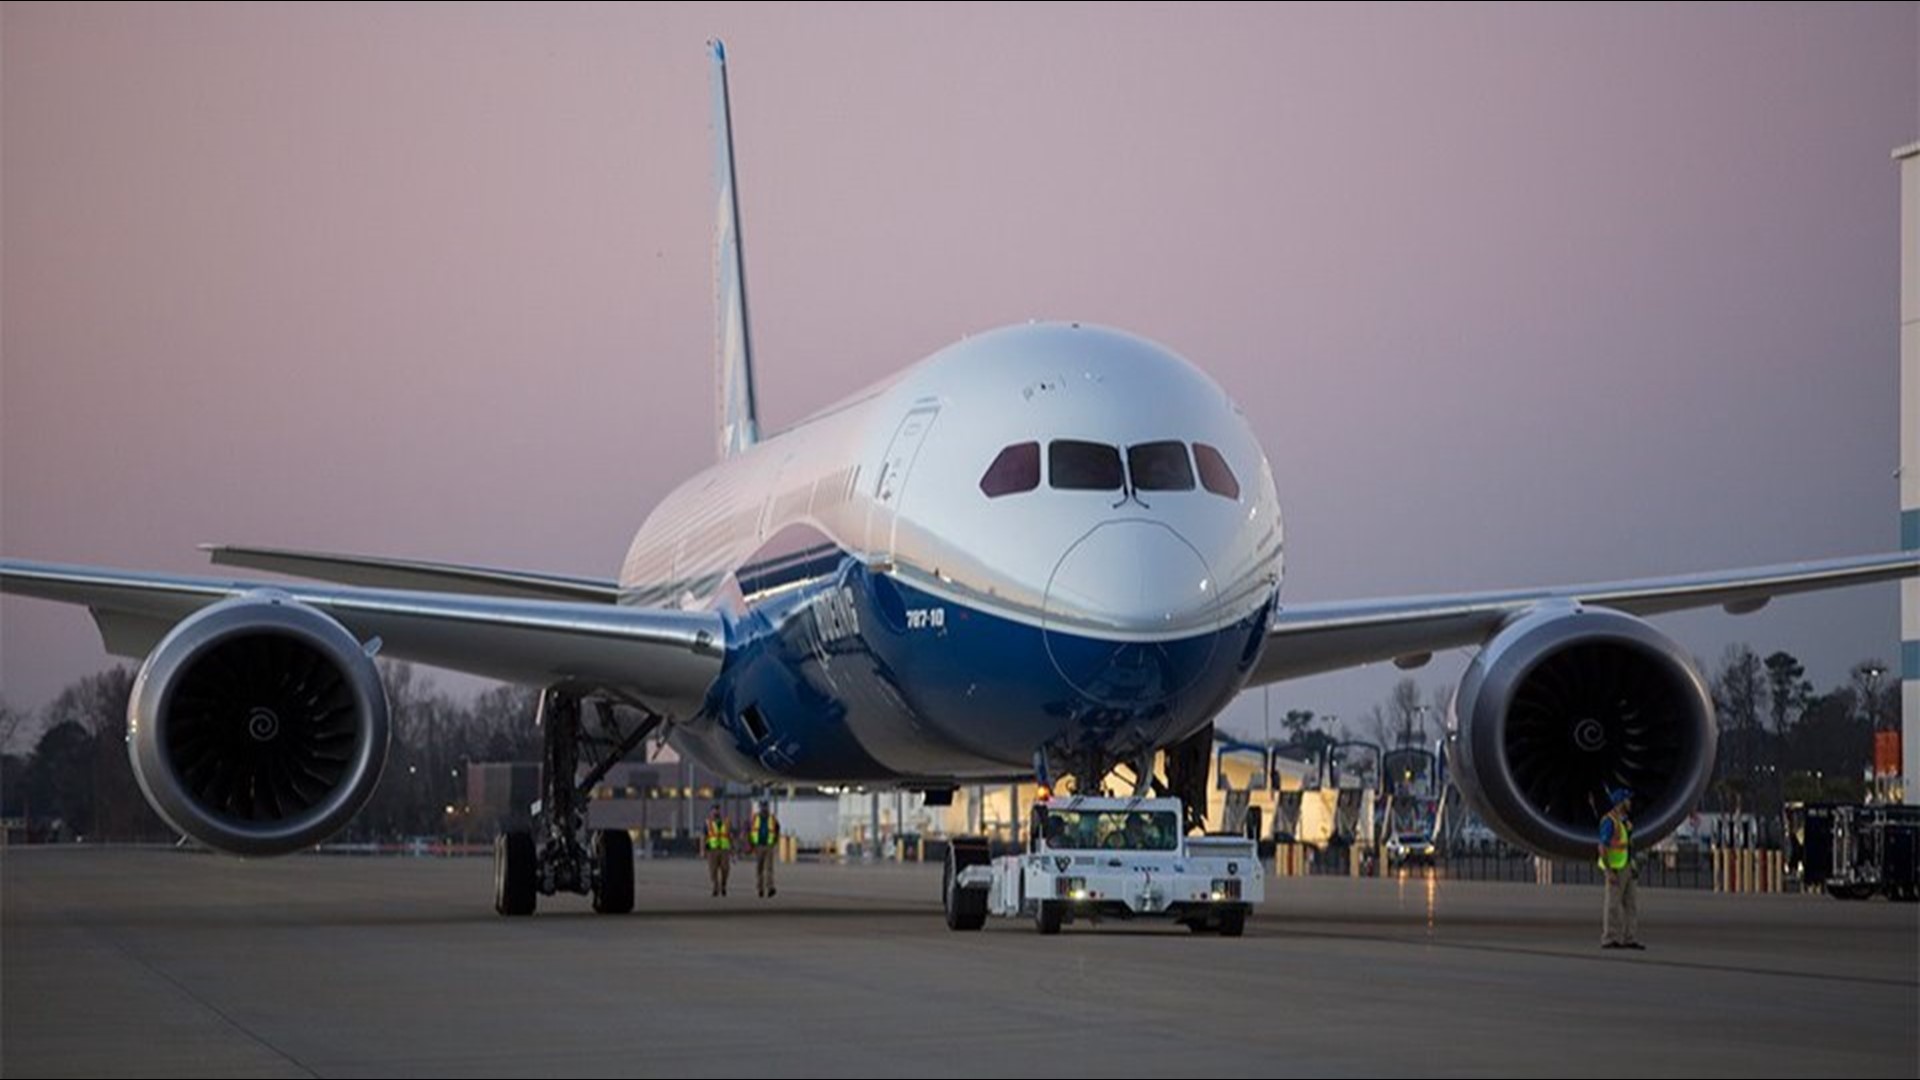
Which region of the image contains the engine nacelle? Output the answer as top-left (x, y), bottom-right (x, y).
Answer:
top-left (1450, 604), bottom-right (1715, 861)
top-left (128, 594), bottom-right (390, 856)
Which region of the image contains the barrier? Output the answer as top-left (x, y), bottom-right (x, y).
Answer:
top-left (1273, 843), bottom-right (1309, 877)
top-left (1711, 845), bottom-right (1785, 893)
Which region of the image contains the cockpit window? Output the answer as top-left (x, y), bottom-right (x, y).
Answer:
top-left (1049, 440), bottom-right (1124, 491)
top-left (979, 441), bottom-right (1041, 497)
top-left (1193, 443), bottom-right (1241, 500)
top-left (1128, 441), bottom-right (1195, 492)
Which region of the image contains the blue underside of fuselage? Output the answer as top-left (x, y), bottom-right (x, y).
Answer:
top-left (678, 547), bottom-right (1270, 785)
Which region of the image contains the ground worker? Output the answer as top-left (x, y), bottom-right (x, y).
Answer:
top-left (1597, 787), bottom-right (1643, 950)
top-left (748, 799), bottom-right (781, 898)
top-left (705, 803), bottom-right (733, 897)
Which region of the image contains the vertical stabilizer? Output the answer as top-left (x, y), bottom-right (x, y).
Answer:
top-left (710, 39), bottom-right (759, 459)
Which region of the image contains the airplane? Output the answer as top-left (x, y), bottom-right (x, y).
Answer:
top-left (3, 41), bottom-right (1914, 920)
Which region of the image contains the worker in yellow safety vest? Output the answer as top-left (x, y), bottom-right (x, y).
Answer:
top-left (705, 803), bottom-right (733, 897)
top-left (1597, 787), bottom-right (1643, 950)
top-left (748, 799), bottom-right (782, 899)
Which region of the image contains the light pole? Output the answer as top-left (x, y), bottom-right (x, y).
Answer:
top-left (1863, 664), bottom-right (1886, 803)
top-left (1320, 714), bottom-right (1338, 788)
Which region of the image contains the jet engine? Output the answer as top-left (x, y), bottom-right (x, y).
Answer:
top-left (1449, 604), bottom-right (1715, 860)
top-left (127, 594), bottom-right (390, 855)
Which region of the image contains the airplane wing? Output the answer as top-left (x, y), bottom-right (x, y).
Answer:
top-left (1250, 551), bottom-right (1919, 685)
top-left (0, 559), bottom-right (722, 714)
top-left (201, 544), bottom-right (620, 603)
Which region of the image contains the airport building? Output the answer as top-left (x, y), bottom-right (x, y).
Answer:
top-left (530, 734), bottom-right (1321, 856)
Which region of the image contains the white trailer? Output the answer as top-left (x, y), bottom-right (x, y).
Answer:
top-left (941, 796), bottom-right (1262, 935)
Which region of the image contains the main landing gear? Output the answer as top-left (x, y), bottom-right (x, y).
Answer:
top-left (494, 688), bottom-right (659, 917)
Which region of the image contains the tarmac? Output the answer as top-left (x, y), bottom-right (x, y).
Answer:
top-left (3, 847), bottom-right (1915, 1078)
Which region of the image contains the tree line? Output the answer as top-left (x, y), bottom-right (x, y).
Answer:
top-left (1707, 648), bottom-right (1895, 814)
top-left (2, 646), bottom-right (1900, 841)
top-left (0, 662), bottom-right (540, 842)
top-left (1268, 646), bottom-right (1897, 814)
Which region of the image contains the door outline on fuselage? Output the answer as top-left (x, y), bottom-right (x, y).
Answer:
top-left (868, 401), bottom-right (941, 565)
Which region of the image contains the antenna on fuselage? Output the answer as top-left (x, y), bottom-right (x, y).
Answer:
top-left (710, 39), bottom-right (759, 460)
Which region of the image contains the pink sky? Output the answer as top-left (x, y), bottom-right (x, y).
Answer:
top-left (3, 3), bottom-right (1917, 733)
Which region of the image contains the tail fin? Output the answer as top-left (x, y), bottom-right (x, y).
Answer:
top-left (710, 39), bottom-right (759, 459)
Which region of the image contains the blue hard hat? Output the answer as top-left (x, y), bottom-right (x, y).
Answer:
top-left (1608, 787), bottom-right (1632, 806)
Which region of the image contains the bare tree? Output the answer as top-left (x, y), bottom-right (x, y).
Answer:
top-left (1851, 660), bottom-right (1893, 728)
top-left (361, 660), bottom-right (436, 838)
top-left (1363, 703), bottom-right (1394, 752)
top-left (1711, 645), bottom-right (1765, 814)
top-left (2, 696), bottom-right (39, 823)
top-left (361, 663), bottom-right (541, 838)
top-left (41, 666), bottom-right (136, 740)
top-left (41, 667), bottom-right (155, 839)
top-left (0, 696), bottom-right (36, 755)
top-left (471, 683), bottom-right (541, 762)
top-left (1430, 682), bottom-right (1455, 728)
top-left (1388, 678), bottom-right (1423, 747)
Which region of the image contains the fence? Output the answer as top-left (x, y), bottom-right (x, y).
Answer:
top-left (1269, 843), bottom-right (1789, 891)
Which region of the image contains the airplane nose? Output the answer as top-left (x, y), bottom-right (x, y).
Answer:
top-left (1042, 521), bottom-right (1219, 707)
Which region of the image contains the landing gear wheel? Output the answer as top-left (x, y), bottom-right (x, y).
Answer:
top-left (494, 831), bottom-right (537, 916)
top-left (1217, 908), bottom-right (1247, 937)
top-left (1034, 899), bottom-right (1064, 935)
top-left (943, 840), bottom-right (987, 931)
top-left (592, 829), bottom-right (634, 914)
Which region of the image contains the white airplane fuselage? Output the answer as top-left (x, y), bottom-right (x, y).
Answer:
top-left (622, 322), bottom-right (1284, 784)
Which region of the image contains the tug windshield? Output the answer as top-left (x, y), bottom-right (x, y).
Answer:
top-left (1039, 809), bottom-right (1179, 851)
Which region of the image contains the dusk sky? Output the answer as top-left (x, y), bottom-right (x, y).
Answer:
top-left (3, 4), bottom-right (1917, 739)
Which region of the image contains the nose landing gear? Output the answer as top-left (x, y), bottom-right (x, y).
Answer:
top-left (1036, 722), bottom-right (1214, 836)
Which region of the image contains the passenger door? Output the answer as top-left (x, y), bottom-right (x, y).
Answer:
top-left (868, 401), bottom-right (940, 566)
